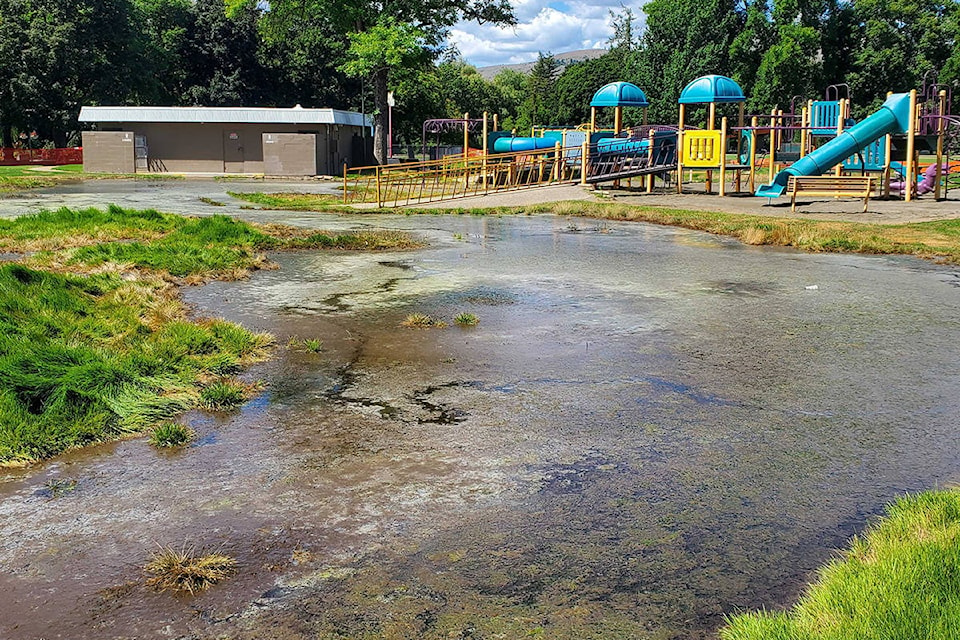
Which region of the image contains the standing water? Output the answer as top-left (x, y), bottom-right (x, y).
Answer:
top-left (3, 214), bottom-right (960, 639)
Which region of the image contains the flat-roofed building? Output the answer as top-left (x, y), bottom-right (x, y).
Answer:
top-left (78, 106), bottom-right (372, 176)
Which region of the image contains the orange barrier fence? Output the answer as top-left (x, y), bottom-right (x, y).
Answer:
top-left (0, 147), bottom-right (82, 166)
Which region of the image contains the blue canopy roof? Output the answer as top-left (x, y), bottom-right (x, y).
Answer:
top-left (678, 75), bottom-right (745, 104)
top-left (590, 82), bottom-right (650, 108)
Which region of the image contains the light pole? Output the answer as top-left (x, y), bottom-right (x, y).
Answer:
top-left (387, 91), bottom-right (395, 160)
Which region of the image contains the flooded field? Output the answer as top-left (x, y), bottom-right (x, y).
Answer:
top-left (3, 213), bottom-right (960, 639)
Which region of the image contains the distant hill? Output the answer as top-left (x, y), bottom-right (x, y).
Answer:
top-left (476, 49), bottom-right (608, 80)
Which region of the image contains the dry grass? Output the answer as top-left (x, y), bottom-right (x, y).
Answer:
top-left (401, 313), bottom-right (447, 328)
top-left (144, 545), bottom-right (238, 594)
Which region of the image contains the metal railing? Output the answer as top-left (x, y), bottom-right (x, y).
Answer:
top-left (343, 145), bottom-right (582, 207)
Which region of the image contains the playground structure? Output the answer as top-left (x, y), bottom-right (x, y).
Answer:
top-left (343, 75), bottom-right (960, 208)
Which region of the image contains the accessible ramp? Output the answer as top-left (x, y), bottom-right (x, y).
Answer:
top-left (756, 93), bottom-right (913, 198)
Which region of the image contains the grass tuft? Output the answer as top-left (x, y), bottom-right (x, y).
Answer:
top-left (289, 337), bottom-right (324, 353)
top-left (454, 312), bottom-right (479, 327)
top-left (149, 422), bottom-right (195, 448)
top-left (198, 380), bottom-right (247, 410)
top-left (401, 313), bottom-right (447, 329)
top-left (144, 545), bottom-right (238, 595)
top-left (721, 489), bottom-right (960, 640)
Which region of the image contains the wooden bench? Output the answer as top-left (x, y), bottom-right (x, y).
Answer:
top-left (786, 175), bottom-right (874, 212)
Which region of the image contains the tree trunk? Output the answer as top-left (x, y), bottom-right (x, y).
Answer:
top-left (0, 122), bottom-right (10, 148)
top-left (373, 67), bottom-right (389, 165)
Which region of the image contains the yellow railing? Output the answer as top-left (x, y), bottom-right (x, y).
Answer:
top-left (343, 146), bottom-right (581, 208)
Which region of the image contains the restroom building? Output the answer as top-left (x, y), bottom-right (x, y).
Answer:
top-left (78, 106), bottom-right (372, 176)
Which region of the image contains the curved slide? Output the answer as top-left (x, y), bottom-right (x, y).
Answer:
top-left (756, 93), bottom-right (913, 198)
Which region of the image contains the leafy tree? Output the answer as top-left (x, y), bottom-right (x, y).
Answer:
top-left (551, 54), bottom-right (623, 127)
top-left (523, 52), bottom-right (561, 129)
top-left (0, 0), bottom-right (145, 145)
top-left (634, 0), bottom-right (743, 122)
top-left (184, 0), bottom-right (265, 106)
top-left (258, 0), bottom-right (515, 164)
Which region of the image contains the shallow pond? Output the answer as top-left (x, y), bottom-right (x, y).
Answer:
top-left (3, 214), bottom-right (960, 639)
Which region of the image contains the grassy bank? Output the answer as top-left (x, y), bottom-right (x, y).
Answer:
top-left (0, 165), bottom-right (185, 194)
top-left (0, 207), bottom-right (418, 464)
top-left (721, 489), bottom-right (960, 640)
top-left (230, 192), bottom-right (960, 264)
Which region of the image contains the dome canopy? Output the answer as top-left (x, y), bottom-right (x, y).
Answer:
top-left (590, 82), bottom-right (650, 108)
top-left (678, 75), bottom-right (745, 104)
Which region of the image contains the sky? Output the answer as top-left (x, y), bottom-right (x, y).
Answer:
top-left (447, 0), bottom-right (634, 68)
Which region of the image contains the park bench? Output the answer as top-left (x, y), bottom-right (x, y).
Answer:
top-left (787, 175), bottom-right (874, 213)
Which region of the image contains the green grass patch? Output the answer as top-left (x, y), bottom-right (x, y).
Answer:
top-left (149, 422), bottom-right (195, 448)
top-left (721, 489), bottom-right (960, 640)
top-left (228, 191), bottom-right (341, 210)
top-left (0, 207), bottom-right (419, 279)
top-left (0, 263), bottom-right (272, 464)
top-left (0, 205), bottom-right (183, 252)
top-left (198, 379), bottom-right (248, 410)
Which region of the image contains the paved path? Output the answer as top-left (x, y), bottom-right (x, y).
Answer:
top-left (1, 177), bottom-right (958, 225)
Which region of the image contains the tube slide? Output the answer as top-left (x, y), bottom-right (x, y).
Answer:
top-left (756, 93), bottom-right (913, 198)
top-left (492, 137), bottom-right (558, 153)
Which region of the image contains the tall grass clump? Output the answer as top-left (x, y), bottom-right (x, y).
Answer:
top-left (721, 489), bottom-right (960, 640)
top-left (144, 545), bottom-right (238, 594)
top-left (0, 263), bottom-right (269, 464)
top-left (149, 422), bottom-right (195, 448)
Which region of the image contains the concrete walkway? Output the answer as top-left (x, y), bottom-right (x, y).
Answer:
top-left (405, 180), bottom-right (960, 225)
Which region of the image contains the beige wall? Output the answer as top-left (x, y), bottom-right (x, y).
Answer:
top-left (92, 122), bottom-right (366, 175)
top-left (82, 131), bottom-right (135, 173)
top-left (263, 133), bottom-right (317, 176)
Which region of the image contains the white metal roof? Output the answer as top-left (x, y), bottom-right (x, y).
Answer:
top-left (78, 106), bottom-right (370, 127)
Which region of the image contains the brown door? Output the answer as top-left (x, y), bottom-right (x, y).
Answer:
top-left (223, 131), bottom-right (244, 173)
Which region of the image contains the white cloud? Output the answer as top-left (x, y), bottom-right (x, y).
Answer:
top-left (448, 0), bottom-right (634, 68)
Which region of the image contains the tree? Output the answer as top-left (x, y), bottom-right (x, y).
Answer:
top-left (257, 0), bottom-right (515, 164)
top-left (523, 53), bottom-right (561, 129)
top-left (0, 0), bottom-right (145, 145)
top-left (634, 0), bottom-right (743, 122)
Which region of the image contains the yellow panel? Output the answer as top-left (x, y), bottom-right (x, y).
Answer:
top-left (682, 131), bottom-right (722, 167)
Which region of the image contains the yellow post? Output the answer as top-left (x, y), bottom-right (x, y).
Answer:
top-left (643, 107), bottom-right (648, 127)
top-left (905, 89), bottom-right (918, 202)
top-left (493, 113), bottom-right (499, 132)
top-left (580, 140), bottom-right (589, 185)
top-left (676, 130), bottom-right (685, 194)
top-left (553, 142), bottom-right (562, 181)
top-left (463, 112), bottom-right (470, 162)
top-left (590, 107), bottom-right (597, 133)
top-left (935, 90), bottom-right (946, 201)
top-left (482, 111), bottom-right (489, 194)
top-left (342, 161), bottom-right (348, 205)
top-left (768, 108), bottom-right (777, 184)
top-left (806, 99), bottom-right (814, 154)
top-left (799, 107), bottom-right (808, 158)
top-left (677, 104), bottom-right (686, 194)
top-left (719, 117), bottom-right (727, 196)
top-left (749, 116), bottom-right (758, 192)
top-left (708, 103), bottom-right (716, 130)
top-left (835, 99), bottom-right (845, 177)
top-left (614, 106), bottom-right (623, 134)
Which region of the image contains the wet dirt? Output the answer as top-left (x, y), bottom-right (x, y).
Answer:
top-left (3, 214), bottom-right (960, 639)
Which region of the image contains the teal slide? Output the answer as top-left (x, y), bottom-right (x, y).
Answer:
top-left (756, 93), bottom-right (913, 198)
